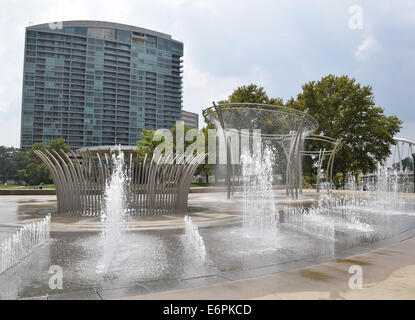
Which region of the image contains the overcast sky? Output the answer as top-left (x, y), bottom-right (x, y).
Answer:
top-left (0, 0), bottom-right (414, 147)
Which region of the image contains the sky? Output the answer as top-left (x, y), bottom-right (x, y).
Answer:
top-left (0, 0), bottom-right (414, 148)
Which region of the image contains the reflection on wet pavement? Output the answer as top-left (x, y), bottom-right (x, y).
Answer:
top-left (1, 193), bottom-right (415, 300)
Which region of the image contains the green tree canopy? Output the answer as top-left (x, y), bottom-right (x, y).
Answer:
top-left (211, 84), bottom-right (286, 144)
top-left (194, 125), bottom-right (215, 183)
top-left (136, 125), bottom-right (202, 160)
top-left (49, 138), bottom-right (70, 158)
top-left (26, 142), bottom-right (50, 185)
top-left (136, 125), bottom-right (214, 183)
top-left (25, 138), bottom-right (70, 185)
top-left (286, 74), bottom-right (402, 177)
top-left (0, 146), bottom-right (13, 183)
top-left (0, 146), bottom-right (28, 184)
top-left (222, 84), bottom-right (284, 105)
top-left (136, 128), bottom-right (165, 160)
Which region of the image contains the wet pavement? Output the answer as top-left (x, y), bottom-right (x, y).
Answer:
top-left (124, 233), bottom-right (415, 300)
top-left (1, 192), bottom-right (415, 300)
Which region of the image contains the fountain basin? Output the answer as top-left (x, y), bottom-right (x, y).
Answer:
top-left (1, 190), bottom-right (415, 299)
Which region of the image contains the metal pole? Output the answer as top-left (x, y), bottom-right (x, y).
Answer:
top-left (316, 149), bottom-right (324, 193)
top-left (298, 137), bottom-right (303, 195)
top-left (213, 102), bottom-right (232, 199)
top-left (290, 110), bottom-right (309, 199)
top-left (413, 152), bottom-right (415, 192)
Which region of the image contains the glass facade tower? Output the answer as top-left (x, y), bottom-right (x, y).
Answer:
top-left (20, 21), bottom-right (183, 150)
top-left (181, 110), bottom-right (199, 128)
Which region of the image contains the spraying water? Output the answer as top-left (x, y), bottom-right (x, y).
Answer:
top-left (96, 147), bottom-right (128, 275)
top-left (183, 215), bottom-right (207, 264)
top-left (0, 215), bottom-right (50, 274)
top-left (241, 144), bottom-right (278, 235)
top-left (350, 164), bottom-right (414, 213)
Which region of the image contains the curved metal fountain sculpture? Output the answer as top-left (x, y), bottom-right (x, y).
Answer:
top-left (360, 137), bottom-right (415, 193)
top-left (35, 146), bottom-right (205, 216)
top-left (202, 103), bottom-right (319, 199)
top-left (391, 138), bottom-right (415, 169)
top-left (300, 135), bottom-right (343, 192)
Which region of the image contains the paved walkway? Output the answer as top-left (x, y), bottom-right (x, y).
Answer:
top-left (119, 235), bottom-right (415, 300)
top-left (0, 191), bottom-right (319, 231)
top-left (3, 191), bottom-right (415, 299)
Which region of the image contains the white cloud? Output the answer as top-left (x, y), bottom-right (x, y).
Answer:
top-left (0, 0), bottom-right (414, 146)
top-left (183, 56), bottom-right (274, 127)
top-left (182, 57), bottom-right (241, 126)
top-left (0, 115), bottom-right (21, 148)
top-left (397, 121), bottom-right (415, 144)
top-left (354, 35), bottom-right (380, 63)
top-left (378, 0), bottom-right (415, 27)
top-left (0, 85), bottom-right (7, 112)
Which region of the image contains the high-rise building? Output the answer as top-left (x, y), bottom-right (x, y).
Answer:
top-left (20, 20), bottom-right (183, 150)
top-left (181, 110), bottom-right (199, 128)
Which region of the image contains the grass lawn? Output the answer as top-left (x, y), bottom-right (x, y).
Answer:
top-left (0, 183), bottom-right (55, 189)
top-left (190, 183), bottom-right (213, 188)
top-left (2, 183), bottom-right (220, 189)
top-left (2, 183), bottom-right (212, 189)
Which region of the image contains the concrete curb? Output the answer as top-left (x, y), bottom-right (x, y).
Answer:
top-left (0, 185), bottom-right (293, 195)
top-left (189, 185), bottom-right (288, 193)
top-left (0, 189), bottom-right (56, 195)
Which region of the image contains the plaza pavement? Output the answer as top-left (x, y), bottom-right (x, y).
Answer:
top-left (119, 229), bottom-right (415, 300)
top-left (1, 190), bottom-right (415, 300)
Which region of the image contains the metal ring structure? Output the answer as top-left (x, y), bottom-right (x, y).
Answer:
top-left (391, 138), bottom-right (415, 170)
top-left (35, 147), bottom-right (206, 216)
top-left (203, 103), bottom-right (319, 199)
top-left (298, 135), bottom-right (343, 192)
top-left (360, 137), bottom-right (415, 192)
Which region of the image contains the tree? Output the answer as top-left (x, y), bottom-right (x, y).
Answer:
top-left (136, 129), bottom-right (164, 160)
top-left (136, 125), bottom-right (213, 184)
top-left (0, 139), bottom-right (69, 186)
top-left (10, 149), bottom-right (28, 181)
top-left (393, 156), bottom-right (414, 171)
top-left (287, 75), bottom-right (402, 181)
top-left (25, 138), bottom-right (70, 185)
top-left (194, 125), bottom-right (214, 184)
top-left (215, 84), bottom-right (286, 144)
top-left (225, 84), bottom-right (284, 105)
top-left (170, 123), bottom-right (200, 155)
top-left (0, 146), bottom-right (27, 184)
top-left (0, 146), bottom-right (13, 184)
top-left (49, 138), bottom-right (70, 158)
top-left (334, 172), bottom-right (344, 189)
top-left (26, 142), bottom-right (50, 185)
top-left (17, 169), bottom-right (28, 183)
top-left (137, 125), bottom-right (200, 160)
top-left (207, 85), bottom-right (287, 186)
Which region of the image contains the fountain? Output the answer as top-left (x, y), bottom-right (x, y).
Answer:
top-left (96, 147), bottom-right (128, 275)
top-left (34, 146), bottom-right (205, 216)
top-left (202, 102), bottom-right (320, 236)
top-left (282, 193), bottom-right (373, 241)
top-left (241, 143), bottom-right (278, 234)
top-left (183, 216), bottom-right (207, 264)
top-left (368, 165), bottom-right (410, 211)
top-left (1, 103), bottom-right (415, 300)
top-left (202, 103), bottom-right (320, 200)
top-left (0, 215), bottom-right (50, 274)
